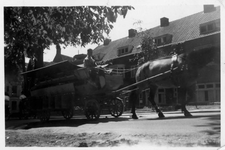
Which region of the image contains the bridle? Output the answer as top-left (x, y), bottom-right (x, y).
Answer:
top-left (170, 53), bottom-right (189, 87)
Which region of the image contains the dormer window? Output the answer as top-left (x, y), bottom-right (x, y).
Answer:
top-left (156, 38), bottom-right (162, 45)
top-left (117, 45), bottom-right (133, 56)
top-left (154, 34), bottom-right (173, 46)
top-left (200, 19), bottom-right (220, 35)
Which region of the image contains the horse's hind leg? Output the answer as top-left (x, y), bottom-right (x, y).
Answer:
top-left (149, 85), bottom-right (165, 118)
top-left (178, 87), bottom-right (192, 117)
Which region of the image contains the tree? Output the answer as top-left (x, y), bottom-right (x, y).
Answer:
top-left (129, 28), bottom-right (159, 65)
top-left (132, 26), bottom-right (184, 66)
top-left (140, 30), bottom-right (158, 62)
top-left (140, 32), bottom-right (185, 62)
top-left (4, 6), bottom-right (134, 70)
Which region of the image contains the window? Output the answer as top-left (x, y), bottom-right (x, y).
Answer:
top-left (198, 85), bottom-right (205, 89)
top-left (173, 88), bottom-right (178, 97)
top-left (200, 26), bottom-right (207, 33)
top-left (163, 37), bottom-right (167, 43)
top-left (12, 86), bottom-right (17, 96)
top-left (200, 19), bottom-right (220, 35)
top-left (204, 91), bottom-right (209, 101)
top-left (11, 101), bottom-right (17, 110)
top-left (117, 46), bottom-right (130, 56)
top-left (158, 88), bottom-right (166, 104)
top-left (112, 65), bottom-right (125, 77)
top-left (158, 89), bottom-right (165, 92)
top-left (154, 34), bottom-right (172, 46)
top-left (158, 94), bottom-right (162, 103)
top-left (157, 38), bottom-right (161, 45)
top-left (6, 86), bottom-right (10, 93)
top-left (206, 84), bottom-right (213, 88)
top-left (146, 88), bottom-right (150, 99)
top-left (130, 65), bottom-right (137, 78)
top-left (208, 23), bottom-right (213, 31)
top-left (216, 83), bottom-right (220, 88)
top-left (117, 67), bottom-right (125, 77)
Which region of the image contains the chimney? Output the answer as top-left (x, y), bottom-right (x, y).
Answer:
top-left (128, 29), bottom-right (137, 38)
top-left (204, 5), bottom-right (215, 13)
top-left (160, 17), bottom-right (169, 27)
top-left (104, 38), bottom-right (111, 45)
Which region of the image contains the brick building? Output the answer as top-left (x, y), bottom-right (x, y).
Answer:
top-left (93, 5), bottom-right (220, 107)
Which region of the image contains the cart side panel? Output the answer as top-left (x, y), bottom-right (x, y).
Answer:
top-left (74, 68), bottom-right (90, 80)
top-left (104, 74), bottom-right (124, 91)
top-left (61, 92), bottom-right (75, 108)
top-left (31, 83), bottom-right (75, 110)
top-left (74, 74), bottom-right (124, 96)
top-left (31, 83), bottom-right (74, 96)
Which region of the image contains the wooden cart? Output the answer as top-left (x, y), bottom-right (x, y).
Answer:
top-left (22, 61), bottom-right (125, 122)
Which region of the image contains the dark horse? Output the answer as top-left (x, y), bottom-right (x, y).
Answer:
top-left (130, 47), bottom-right (218, 119)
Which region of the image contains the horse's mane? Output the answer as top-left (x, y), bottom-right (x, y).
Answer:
top-left (149, 53), bottom-right (186, 62)
top-left (153, 55), bottom-right (172, 60)
top-left (138, 53), bottom-right (187, 67)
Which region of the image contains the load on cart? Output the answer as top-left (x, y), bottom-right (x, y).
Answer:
top-left (21, 60), bottom-right (125, 122)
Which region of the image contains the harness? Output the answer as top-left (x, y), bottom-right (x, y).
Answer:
top-left (170, 54), bottom-right (179, 71)
top-left (170, 54), bottom-right (189, 87)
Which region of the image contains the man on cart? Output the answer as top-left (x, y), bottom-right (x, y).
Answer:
top-left (83, 49), bottom-right (104, 89)
top-left (83, 48), bottom-right (97, 68)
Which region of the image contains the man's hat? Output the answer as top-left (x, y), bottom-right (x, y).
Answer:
top-left (87, 49), bottom-right (93, 52)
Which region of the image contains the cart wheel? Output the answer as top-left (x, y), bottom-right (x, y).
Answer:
top-left (38, 110), bottom-right (50, 122)
top-left (109, 97), bottom-right (124, 118)
top-left (84, 99), bottom-right (100, 120)
top-left (62, 108), bottom-right (74, 120)
top-left (29, 110), bottom-right (37, 119)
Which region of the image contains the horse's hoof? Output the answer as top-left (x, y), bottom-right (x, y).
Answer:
top-left (184, 111), bottom-right (192, 117)
top-left (158, 112), bottom-right (165, 118)
top-left (132, 114), bottom-right (138, 119)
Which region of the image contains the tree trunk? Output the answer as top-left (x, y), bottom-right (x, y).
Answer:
top-left (21, 51), bottom-right (27, 91)
top-left (35, 47), bottom-right (44, 68)
top-left (53, 44), bottom-right (63, 63)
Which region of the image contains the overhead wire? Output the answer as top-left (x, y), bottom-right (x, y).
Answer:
top-left (97, 65), bottom-right (140, 74)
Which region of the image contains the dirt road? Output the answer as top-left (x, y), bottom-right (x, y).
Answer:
top-left (5, 108), bottom-right (220, 147)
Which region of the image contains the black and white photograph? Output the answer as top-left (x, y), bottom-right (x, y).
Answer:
top-left (2, 0), bottom-right (224, 148)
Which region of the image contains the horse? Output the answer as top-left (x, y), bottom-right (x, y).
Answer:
top-left (130, 47), bottom-right (218, 119)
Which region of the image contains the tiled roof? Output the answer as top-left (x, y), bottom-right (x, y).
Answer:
top-left (93, 6), bottom-right (220, 62)
top-left (45, 54), bottom-right (73, 66)
top-left (61, 54), bottom-right (73, 62)
top-left (93, 36), bottom-right (142, 61)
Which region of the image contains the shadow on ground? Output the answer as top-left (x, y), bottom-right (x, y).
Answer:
top-left (195, 115), bottom-right (220, 135)
top-left (7, 116), bottom-right (130, 130)
top-left (138, 109), bottom-right (220, 121)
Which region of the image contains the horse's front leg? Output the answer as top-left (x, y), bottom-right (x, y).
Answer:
top-left (129, 90), bottom-right (138, 119)
top-left (178, 87), bottom-right (192, 117)
top-left (149, 85), bottom-right (165, 118)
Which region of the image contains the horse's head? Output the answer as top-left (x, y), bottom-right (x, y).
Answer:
top-left (186, 47), bottom-right (219, 69)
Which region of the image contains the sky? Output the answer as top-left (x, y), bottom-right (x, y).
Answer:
top-left (41, 0), bottom-right (223, 62)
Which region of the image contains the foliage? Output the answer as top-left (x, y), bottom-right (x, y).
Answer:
top-left (130, 29), bottom-right (159, 65)
top-left (4, 6), bottom-right (134, 69)
top-left (132, 27), bottom-right (184, 66)
top-left (140, 30), bottom-right (158, 61)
